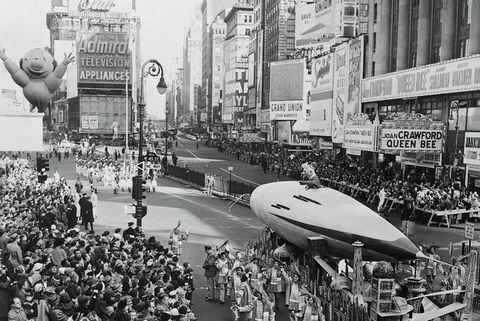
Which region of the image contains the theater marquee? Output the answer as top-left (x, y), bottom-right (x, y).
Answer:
top-left (380, 129), bottom-right (443, 152)
top-left (77, 32), bottom-right (131, 86)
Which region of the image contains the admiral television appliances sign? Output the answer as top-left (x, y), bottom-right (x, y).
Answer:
top-left (77, 32), bottom-right (130, 86)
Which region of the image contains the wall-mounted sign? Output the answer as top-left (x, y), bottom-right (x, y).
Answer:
top-left (77, 32), bottom-right (131, 86)
top-left (362, 55), bottom-right (480, 102)
top-left (346, 148), bottom-right (361, 156)
top-left (81, 115), bottom-right (98, 129)
top-left (400, 151), bottom-right (442, 168)
top-left (66, 0), bottom-right (133, 19)
top-left (465, 132), bottom-right (480, 165)
top-left (332, 42), bottom-right (348, 143)
top-left (343, 124), bottom-right (377, 152)
top-left (270, 101), bottom-right (304, 120)
top-left (380, 129), bottom-right (443, 152)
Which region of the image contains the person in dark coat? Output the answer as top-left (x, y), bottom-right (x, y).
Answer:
top-left (79, 193), bottom-right (88, 225)
top-left (66, 201), bottom-right (77, 230)
top-left (122, 222), bottom-right (135, 240)
top-left (84, 197), bottom-right (94, 231)
top-left (0, 274), bottom-right (13, 321)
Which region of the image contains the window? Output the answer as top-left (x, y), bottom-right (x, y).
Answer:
top-left (371, 61), bottom-right (375, 76)
top-left (372, 32), bottom-right (377, 52)
top-left (467, 107), bottom-right (480, 130)
top-left (249, 15), bottom-right (252, 23)
top-left (373, 3), bottom-right (378, 23)
top-left (246, 29), bottom-right (251, 36)
top-left (244, 15), bottom-right (248, 23)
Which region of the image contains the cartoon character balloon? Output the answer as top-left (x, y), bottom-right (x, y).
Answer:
top-left (0, 47), bottom-right (75, 112)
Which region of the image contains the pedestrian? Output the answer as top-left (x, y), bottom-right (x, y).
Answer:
top-left (75, 177), bottom-right (83, 194)
top-left (203, 245), bottom-right (218, 302)
top-left (425, 245), bottom-right (442, 293)
top-left (79, 193), bottom-right (88, 225)
top-left (7, 297), bottom-right (27, 321)
top-left (6, 233), bottom-right (23, 268)
top-left (172, 152), bottom-right (178, 167)
top-left (91, 189), bottom-right (98, 219)
top-left (83, 196), bottom-right (94, 231)
top-left (162, 156), bottom-right (168, 174)
top-left (196, 141), bottom-right (199, 149)
top-left (66, 199), bottom-right (77, 229)
top-left (235, 275), bottom-right (253, 321)
top-left (215, 251), bottom-right (230, 304)
top-left (169, 224), bottom-right (189, 256)
top-left (123, 222), bottom-right (136, 240)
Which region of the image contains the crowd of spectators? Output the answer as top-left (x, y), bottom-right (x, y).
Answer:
top-left (0, 154), bottom-right (198, 321)
top-left (206, 139), bottom-right (480, 222)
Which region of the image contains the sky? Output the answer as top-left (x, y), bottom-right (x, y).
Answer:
top-left (0, 0), bottom-right (202, 118)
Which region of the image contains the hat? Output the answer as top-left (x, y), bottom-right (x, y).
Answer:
top-left (169, 290), bottom-right (177, 297)
top-left (235, 266), bottom-right (244, 272)
top-left (146, 259), bottom-right (154, 267)
top-left (128, 222), bottom-right (134, 226)
top-left (185, 267), bottom-right (194, 274)
top-left (114, 228), bottom-right (121, 233)
top-left (60, 293), bottom-right (71, 304)
top-left (102, 231), bottom-right (110, 237)
top-left (34, 283), bottom-right (44, 293)
top-left (32, 263), bottom-right (43, 272)
top-left (111, 283), bottom-right (122, 293)
top-left (9, 233), bottom-right (18, 240)
top-left (170, 308), bottom-right (179, 316)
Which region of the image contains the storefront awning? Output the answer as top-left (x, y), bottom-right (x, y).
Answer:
top-left (292, 119), bottom-right (310, 132)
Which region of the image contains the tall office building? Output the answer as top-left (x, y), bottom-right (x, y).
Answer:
top-left (223, 1), bottom-right (254, 129)
top-left (209, 11), bottom-right (228, 126)
top-left (261, 0), bottom-right (296, 136)
top-left (201, 0), bottom-right (237, 127)
top-left (182, 21), bottom-right (202, 120)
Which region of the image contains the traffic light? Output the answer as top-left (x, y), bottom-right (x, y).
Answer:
top-left (37, 174), bottom-right (47, 184)
top-left (132, 176), bottom-right (147, 199)
top-left (133, 204), bottom-right (147, 218)
top-left (132, 176), bottom-right (138, 199)
top-left (36, 157), bottom-right (42, 172)
top-left (140, 178), bottom-right (147, 199)
top-left (40, 158), bottom-right (50, 172)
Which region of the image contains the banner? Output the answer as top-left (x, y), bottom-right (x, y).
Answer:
top-left (77, 32), bottom-right (131, 86)
top-left (0, 113), bottom-right (44, 151)
top-left (362, 54), bottom-right (480, 102)
top-left (464, 132), bottom-right (480, 165)
top-left (332, 43), bottom-right (348, 143)
top-left (346, 36), bottom-right (363, 124)
top-left (399, 152), bottom-right (442, 168)
top-left (380, 129), bottom-right (443, 152)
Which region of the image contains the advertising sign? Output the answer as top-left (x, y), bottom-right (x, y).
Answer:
top-left (0, 113), bottom-right (44, 151)
top-left (380, 129), bottom-right (443, 152)
top-left (256, 31), bottom-right (263, 109)
top-left (400, 152), bottom-right (442, 168)
top-left (465, 222), bottom-right (475, 240)
top-left (81, 116), bottom-right (98, 129)
top-left (310, 53), bottom-right (334, 136)
top-left (66, 0), bottom-right (133, 19)
top-left (362, 55), bottom-right (480, 102)
top-left (270, 59), bottom-right (305, 121)
top-left (332, 43), bottom-right (348, 143)
top-left (77, 32), bottom-right (131, 86)
top-left (343, 124), bottom-right (376, 151)
top-left (240, 133), bottom-right (264, 143)
top-left (346, 36), bottom-right (364, 124)
top-left (465, 132), bottom-right (480, 165)
top-left (270, 101), bottom-right (304, 120)
top-left (296, 3), bottom-right (333, 48)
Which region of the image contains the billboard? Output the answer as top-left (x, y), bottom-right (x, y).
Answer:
top-left (79, 95), bottom-right (128, 133)
top-left (362, 55), bottom-right (480, 102)
top-left (310, 53), bottom-right (334, 136)
top-left (270, 59), bottom-right (305, 120)
top-left (256, 31), bottom-right (263, 109)
top-left (0, 113), bottom-right (44, 151)
top-left (465, 132), bottom-right (480, 165)
top-left (296, 3), bottom-right (333, 48)
top-left (332, 42), bottom-right (348, 143)
top-left (345, 36), bottom-right (363, 124)
top-left (64, 0), bottom-right (134, 19)
top-left (77, 32), bottom-right (131, 87)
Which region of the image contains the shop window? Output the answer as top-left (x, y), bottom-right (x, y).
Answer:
top-left (467, 107), bottom-right (480, 130)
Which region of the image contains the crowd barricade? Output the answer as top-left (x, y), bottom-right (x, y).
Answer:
top-left (319, 177), bottom-right (370, 201)
top-left (414, 206), bottom-right (480, 228)
top-left (167, 165), bottom-right (206, 187)
top-left (212, 175), bottom-right (228, 196)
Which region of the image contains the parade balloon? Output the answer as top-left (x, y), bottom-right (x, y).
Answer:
top-left (0, 47), bottom-right (75, 112)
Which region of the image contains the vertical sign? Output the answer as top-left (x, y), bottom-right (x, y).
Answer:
top-left (465, 222), bottom-right (475, 240)
top-left (310, 53), bottom-right (334, 136)
top-left (346, 36), bottom-right (363, 124)
top-left (332, 42), bottom-right (348, 143)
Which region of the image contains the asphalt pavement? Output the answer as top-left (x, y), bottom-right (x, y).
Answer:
top-left (48, 154), bottom-right (290, 321)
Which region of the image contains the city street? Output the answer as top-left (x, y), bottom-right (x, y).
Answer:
top-left (46, 139), bottom-right (479, 321)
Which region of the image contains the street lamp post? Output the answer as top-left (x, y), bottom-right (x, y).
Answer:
top-left (165, 109), bottom-right (169, 159)
top-left (135, 59), bottom-right (167, 230)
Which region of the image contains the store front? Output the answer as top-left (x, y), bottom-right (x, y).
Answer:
top-left (464, 132), bottom-right (480, 192)
top-left (361, 54), bottom-right (480, 173)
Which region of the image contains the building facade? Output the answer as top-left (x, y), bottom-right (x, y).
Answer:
top-left (46, 0), bottom-right (140, 135)
top-left (182, 22), bottom-right (202, 121)
top-left (209, 12), bottom-right (228, 126)
top-left (361, 0), bottom-right (480, 188)
top-left (262, 0), bottom-right (296, 137)
top-left (201, 0), bottom-right (237, 128)
top-left (223, 1), bottom-right (254, 130)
